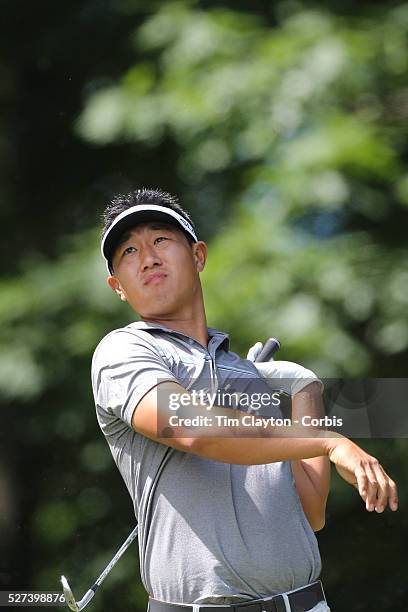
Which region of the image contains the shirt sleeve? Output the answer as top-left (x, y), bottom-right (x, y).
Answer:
top-left (92, 329), bottom-right (179, 429)
top-left (253, 360), bottom-right (323, 396)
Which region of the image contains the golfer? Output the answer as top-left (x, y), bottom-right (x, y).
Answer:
top-left (92, 188), bottom-right (398, 612)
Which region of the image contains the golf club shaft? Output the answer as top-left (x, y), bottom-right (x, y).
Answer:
top-left (93, 525), bottom-right (138, 590)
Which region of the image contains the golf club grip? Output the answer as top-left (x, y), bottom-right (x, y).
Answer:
top-left (254, 337), bottom-right (281, 362)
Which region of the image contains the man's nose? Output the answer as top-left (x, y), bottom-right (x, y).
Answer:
top-left (140, 244), bottom-right (161, 270)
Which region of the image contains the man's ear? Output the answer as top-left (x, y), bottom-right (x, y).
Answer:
top-left (193, 241), bottom-right (207, 272)
top-left (107, 275), bottom-right (127, 301)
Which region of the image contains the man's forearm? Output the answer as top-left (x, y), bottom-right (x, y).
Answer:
top-left (291, 382), bottom-right (331, 507)
top-left (190, 429), bottom-right (334, 465)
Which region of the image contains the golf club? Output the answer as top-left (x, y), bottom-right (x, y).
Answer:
top-left (60, 337), bottom-right (281, 611)
top-left (61, 526), bottom-right (138, 611)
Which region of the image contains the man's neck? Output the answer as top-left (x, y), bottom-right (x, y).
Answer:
top-left (139, 283), bottom-right (209, 348)
top-left (141, 307), bottom-right (209, 349)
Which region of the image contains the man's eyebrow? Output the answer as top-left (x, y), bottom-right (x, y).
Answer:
top-left (148, 222), bottom-right (178, 232)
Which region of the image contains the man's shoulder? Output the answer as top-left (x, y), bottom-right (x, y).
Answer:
top-left (92, 323), bottom-right (158, 365)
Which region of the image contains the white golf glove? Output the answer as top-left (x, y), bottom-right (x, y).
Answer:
top-left (246, 341), bottom-right (264, 362)
top-left (247, 341), bottom-right (323, 396)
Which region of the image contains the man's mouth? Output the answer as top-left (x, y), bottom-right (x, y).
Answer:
top-left (144, 272), bottom-right (167, 285)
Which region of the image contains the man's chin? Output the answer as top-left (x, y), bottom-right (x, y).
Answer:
top-left (133, 295), bottom-right (190, 321)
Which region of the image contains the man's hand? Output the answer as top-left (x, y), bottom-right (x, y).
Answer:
top-left (247, 342), bottom-right (263, 362)
top-left (327, 438), bottom-right (398, 513)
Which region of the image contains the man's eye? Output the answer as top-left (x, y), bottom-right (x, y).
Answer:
top-left (155, 236), bottom-right (168, 244)
top-left (123, 246), bottom-right (137, 255)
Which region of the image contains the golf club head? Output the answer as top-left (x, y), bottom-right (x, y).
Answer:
top-left (61, 576), bottom-right (80, 612)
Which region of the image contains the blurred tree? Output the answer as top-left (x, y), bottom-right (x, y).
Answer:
top-left (77, 2), bottom-right (408, 375)
top-left (1, 1), bottom-right (407, 611)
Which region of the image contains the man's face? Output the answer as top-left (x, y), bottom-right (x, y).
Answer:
top-left (107, 221), bottom-right (207, 320)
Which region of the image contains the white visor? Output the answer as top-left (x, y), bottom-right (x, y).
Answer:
top-left (101, 204), bottom-right (198, 273)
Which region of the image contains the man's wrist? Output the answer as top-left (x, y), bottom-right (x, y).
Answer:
top-left (315, 429), bottom-right (346, 457)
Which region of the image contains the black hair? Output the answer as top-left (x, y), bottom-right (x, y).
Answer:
top-left (101, 188), bottom-right (196, 244)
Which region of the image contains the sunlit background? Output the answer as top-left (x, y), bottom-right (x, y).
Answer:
top-left (1, 1), bottom-right (407, 610)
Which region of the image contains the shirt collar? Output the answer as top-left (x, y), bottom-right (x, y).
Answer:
top-left (129, 320), bottom-right (230, 351)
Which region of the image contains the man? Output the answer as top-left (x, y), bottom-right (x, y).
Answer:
top-left (92, 188), bottom-right (398, 612)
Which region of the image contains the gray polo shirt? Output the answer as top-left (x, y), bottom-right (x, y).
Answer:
top-left (92, 321), bottom-right (322, 604)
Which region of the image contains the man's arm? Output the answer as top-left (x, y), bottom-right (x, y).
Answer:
top-left (290, 382), bottom-right (330, 531)
top-left (132, 381), bottom-right (398, 513)
top-left (248, 351), bottom-right (331, 524)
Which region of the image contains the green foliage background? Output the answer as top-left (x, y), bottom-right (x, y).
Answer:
top-left (0, 1), bottom-right (407, 610)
